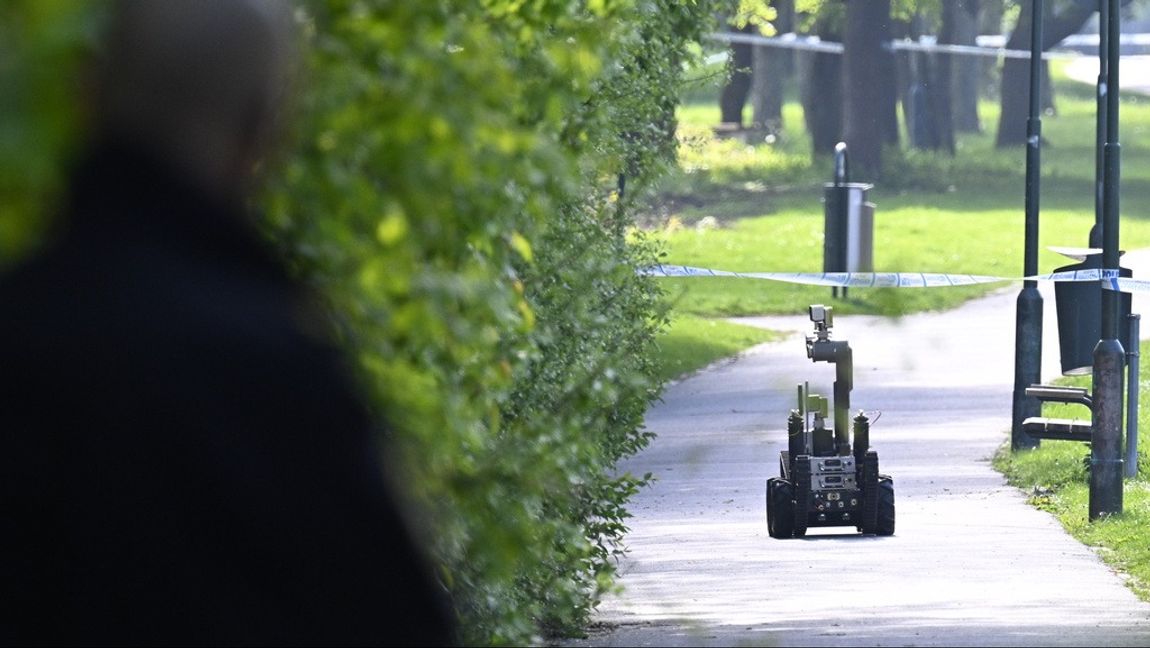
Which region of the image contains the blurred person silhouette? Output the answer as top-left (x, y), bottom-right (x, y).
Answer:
top-left (0, 1), bottom-right (455, 645)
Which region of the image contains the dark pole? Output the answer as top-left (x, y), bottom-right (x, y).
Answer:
top-left (1011, 0), bottom-right (1044, 451)
top-left (1090, 0), bottom-right (1124, 520)
top-left (1090, 0), bottom-right (1108, 248)
top-left (1126, 314), bottom-right (1140, 479)
top-left (829, 143), bottom-right (848, 300)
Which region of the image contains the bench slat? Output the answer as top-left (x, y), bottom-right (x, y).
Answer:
top-left (1025, 384), bottom-right (1092, 407)
top-left (1022, 416), bottom-right (1092, 442)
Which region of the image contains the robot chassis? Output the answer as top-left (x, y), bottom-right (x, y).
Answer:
top-left (766, 305), bottom-right (895, 538)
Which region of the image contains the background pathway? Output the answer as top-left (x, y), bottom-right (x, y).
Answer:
top-left (570, 251), bottom-right (1150, 647)
top-left (1065, 55), bottom-right (1150, 95)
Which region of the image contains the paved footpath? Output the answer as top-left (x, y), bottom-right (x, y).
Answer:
top-left (570, 250), bottom-right (1150, 647)
top-left (1065, 55), bottom-right (1150, 96)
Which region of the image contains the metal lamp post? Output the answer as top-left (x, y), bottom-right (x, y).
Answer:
top-left (1011, 0), bottom-right (1045, 451)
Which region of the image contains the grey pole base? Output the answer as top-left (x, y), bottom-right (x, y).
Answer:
top-left (1091, 337), bottom-right (1125, 519)
top-left (1012, 285), bottom-right (1043, 450)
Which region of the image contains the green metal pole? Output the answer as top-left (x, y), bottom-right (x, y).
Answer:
top-left (1090, 0), bottom-right (1124, 520)
top-left (1012, 0), bottom-right (1044, 451)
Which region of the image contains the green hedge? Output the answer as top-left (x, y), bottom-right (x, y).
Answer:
top-left (270, 3), bottom-right (734, 642)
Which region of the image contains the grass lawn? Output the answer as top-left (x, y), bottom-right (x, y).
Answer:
top-left (649, 63), bottom-right (1150, 378)
top-left (653, 314), bottom-right (782, 384)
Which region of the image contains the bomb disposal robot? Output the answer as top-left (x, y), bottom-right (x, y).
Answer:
top-left (766, 305), bottom-right (895, 538)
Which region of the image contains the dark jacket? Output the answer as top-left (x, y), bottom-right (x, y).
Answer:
top-left (0, 141), bottom-right (454, 646)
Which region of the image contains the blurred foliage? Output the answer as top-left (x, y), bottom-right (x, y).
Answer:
top-left (1, 0), bottom-right (732, 643)
top-left (791, 0), bottom-right (942, 35)
top-left (269, 0), bottom-right (736, 644)
top-left (268, 0), bottom-right (729, 644)
top-left (730, 0), bottom-right (777, 33)
top-left (0, 1), bottom-right (104, 262)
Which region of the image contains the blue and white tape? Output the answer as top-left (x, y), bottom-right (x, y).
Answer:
top-left (1109, 277), bottom-right (1150, 294)
top-left (642, 265), bottom-right (1143, 291)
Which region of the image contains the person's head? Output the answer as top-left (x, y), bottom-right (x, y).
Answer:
top-left (94, 0), bottom-right (297, 202)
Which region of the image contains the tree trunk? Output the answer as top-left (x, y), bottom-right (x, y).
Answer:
top-left (801, 52), bottom-right (842, 154)
top-left (979, 0), bottom-right (1005, 102)
top-left (995, 0), bottom-right (1100, 147)
top-left (904, 14), bottom-right (947, 152)
top-left (930, 3), bottom-right (959, 153)
top-left (843, 0), bottom-right (894, 180)
top-left (950, 0), bottom-right (981, 133)
top-left (1042, 60), bottom-right (1055, 114)
top-left (995, 9), bottom-right (1032, 147)
top-left (892, 19), bottom-right (915, 143)
top-left (751, 0), bottom-right (793, 134)
top-left (934, 56), bottom-right (956, 154)
top-left (800, 17), bottom-right (843, 156)
top-left (751, 46), bottom-right (781, 132)
top-left (877, 11), bottom-right (900, 145)
top-left (907, 54), bottom-right (941, 150)
top-left (719, 24), bottom-right (755, 126)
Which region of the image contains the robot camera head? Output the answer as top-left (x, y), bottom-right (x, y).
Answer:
top-left (809, 304), bottom-right (833, 329)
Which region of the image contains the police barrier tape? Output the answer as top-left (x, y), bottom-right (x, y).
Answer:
top-left (640, 265), bottom-right (1150, 293)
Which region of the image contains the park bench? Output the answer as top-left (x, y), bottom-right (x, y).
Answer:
top-left (1021, 384), bottom-right (1092, 442)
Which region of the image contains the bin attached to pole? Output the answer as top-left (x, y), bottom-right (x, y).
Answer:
top-left (1053, 249), bottom-right (1131, 375)
top-left (823, 142), bottom-right (874, 299)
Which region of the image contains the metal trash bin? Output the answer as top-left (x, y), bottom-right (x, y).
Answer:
top-left (823, 143), bottom-right (875, 298)
top-left (1053, 250), bottom-right (1132, 375)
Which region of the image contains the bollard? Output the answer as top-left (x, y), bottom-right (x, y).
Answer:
top-left (1091, 338), bottom-right (1125, 519)
top-left (1127, 314), bottom-right (1140, 479)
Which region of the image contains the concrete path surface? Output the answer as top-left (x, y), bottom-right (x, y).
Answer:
top-left (1064, 55), bottom-right (1150, 96)
top-left (569, 251), bottom-right (1150, 647)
